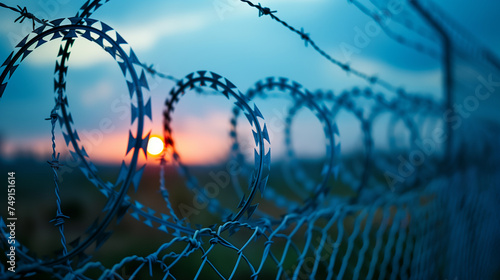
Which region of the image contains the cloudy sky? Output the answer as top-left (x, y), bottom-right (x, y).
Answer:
top-left (0, 0), bottom-right (498, 164)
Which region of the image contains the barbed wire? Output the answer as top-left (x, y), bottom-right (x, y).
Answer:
top-left (348, 0), bottom-right (440, 59)
top-left (367, 0), bottom-right (439, 41)
top-left (0, 3), bottom-right (51, 29)
top-left (238, 0), bottom-right (430, 97)
top-left (0, 0), bottom-right (499, 279)
top-left (45, 97), bottom-right (72, 271)
top-left (425, 0), bottom-right (500, 71)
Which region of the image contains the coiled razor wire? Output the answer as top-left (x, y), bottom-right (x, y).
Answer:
top-left (0, 15), bottom-right (152, 269)
top-left (0, 1), bottom-right (499, 279)
top-left (163, 71), bottom-right (271, 222)
top-left (228, 77), bottom-right (340, 215)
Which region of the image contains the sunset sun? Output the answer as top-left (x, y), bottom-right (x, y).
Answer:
top-left (147, 136), bottom-right (164, 156)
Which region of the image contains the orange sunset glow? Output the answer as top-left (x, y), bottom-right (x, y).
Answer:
top-left (147, 136), bottom-right (164, 156)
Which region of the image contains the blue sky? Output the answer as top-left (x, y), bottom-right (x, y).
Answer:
top-left (0, 0), bottom-right (499, 164)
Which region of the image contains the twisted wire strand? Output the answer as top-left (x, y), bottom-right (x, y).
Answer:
top-left (0, 3), bottom-right (52, 29)
top-left (425, 0), bottom-right (500, 71)
top-left (348, 0), bottom-right (440, 59)
top-left (45, 99), bottom-right (71, 268)
top-left (238, 0), bottom-right (430, 97)
top-left (367, 0), bottom-right (439, 41)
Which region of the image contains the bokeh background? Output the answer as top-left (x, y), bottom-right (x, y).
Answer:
top-left (0, 0), bottom-right (499, 278)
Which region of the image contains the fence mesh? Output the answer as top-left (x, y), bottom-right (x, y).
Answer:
top-left (1, 0), bottom-right (499, 279)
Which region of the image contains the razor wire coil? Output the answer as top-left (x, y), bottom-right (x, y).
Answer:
top-left (0, 1), bottom-right (499, 279)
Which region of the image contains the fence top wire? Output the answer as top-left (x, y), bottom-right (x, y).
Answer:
top-left (1, 0), bottom-right (499, 279)
top-left (239, 0), bottom-right (427, 98)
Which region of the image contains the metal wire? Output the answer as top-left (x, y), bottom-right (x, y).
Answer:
top-left (0, 1), bottom-right (499, 279)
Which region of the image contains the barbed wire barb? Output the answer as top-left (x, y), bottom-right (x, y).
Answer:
top-left (239, 0), bottom-right (425, 97)
top-left (0, 3), bottom-right (52, 30)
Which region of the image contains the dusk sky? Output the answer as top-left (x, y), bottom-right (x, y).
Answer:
top-left (0, 0), bottom-right (499, 164)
